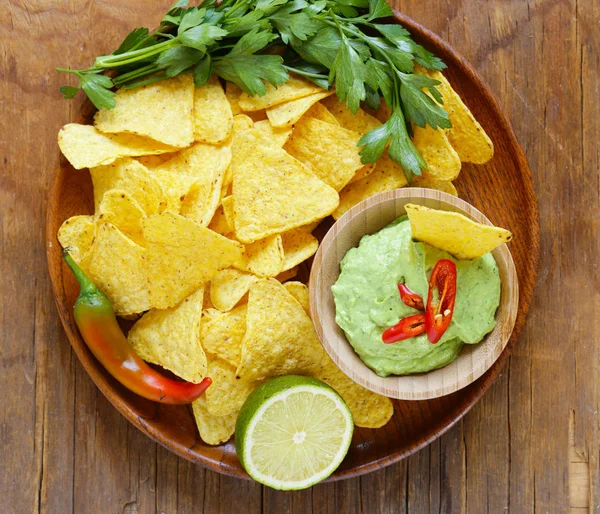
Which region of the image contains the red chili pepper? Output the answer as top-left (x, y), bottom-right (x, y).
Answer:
top-left (63, 251), bottom-right (211, 404)
top-left (425, 259), bottom-right (457, 344)
top-left (397, 283), bottom-right (424, 311)
top-left (382, 314), bottom-right (426, 344)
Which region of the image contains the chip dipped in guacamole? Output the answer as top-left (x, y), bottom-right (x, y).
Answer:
top-left (332, 216), bottom-right (501, 376)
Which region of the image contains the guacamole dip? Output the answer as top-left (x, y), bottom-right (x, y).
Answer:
top-left (332, 216), bottom-right (501, 376)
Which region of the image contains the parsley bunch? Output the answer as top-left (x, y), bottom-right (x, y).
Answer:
top-left (57, 0), bottom-right (451, 180)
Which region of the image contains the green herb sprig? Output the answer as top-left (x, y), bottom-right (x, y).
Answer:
top-left (57, 0), bottom-right (451, 181)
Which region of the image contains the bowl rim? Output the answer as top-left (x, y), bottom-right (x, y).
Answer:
top-left (309, 187), bottom-right (519, 400)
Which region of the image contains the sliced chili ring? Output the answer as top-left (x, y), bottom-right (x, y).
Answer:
top-left (397, 283), bottom-right (425, 311)
top-left (425, 259), bottom-right (457, 344)
top-left (382, 313), bottom-right (426, 344)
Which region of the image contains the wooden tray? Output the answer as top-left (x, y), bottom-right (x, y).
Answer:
top-left (46, 12), bottom-right (539, 480)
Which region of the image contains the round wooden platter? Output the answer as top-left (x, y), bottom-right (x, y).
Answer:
top-left (310, 189), bottom-right (519, 401)
top-left (46, 12), bottom-right (539, 480)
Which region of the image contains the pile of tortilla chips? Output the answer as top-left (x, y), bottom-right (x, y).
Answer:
top-left (57, 71), bottom-right (493, 445)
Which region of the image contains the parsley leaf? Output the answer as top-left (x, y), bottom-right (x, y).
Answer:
top-left (329, 34), bottom-right (367, 113)
top-left (368, 0), bottom-right (393, 20)
top-left (193, 55), bottom-right (212, 86)
top-left (157, 46), bottom-right (204, 76)
top-left (213, 28), bottom-right (287, 96)
top-left (59, 86), bottom-right (79, 99)
top-left (398, 72), bottom-right (451, 129)
top-left (80, 73), bottom-right (115, 110)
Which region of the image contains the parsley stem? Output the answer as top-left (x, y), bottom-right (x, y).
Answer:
top-left (95, 39), bottom-right (177, 68)
top-left (113, 63), bottom-right (161, 86)
top-left (282, 65), bottom-right (327, 81)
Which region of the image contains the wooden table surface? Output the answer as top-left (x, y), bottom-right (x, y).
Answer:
top-left (1, 0), bottom-right (598, 512)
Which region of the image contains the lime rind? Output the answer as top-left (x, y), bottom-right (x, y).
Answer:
top-left (236, 378), bottom-right (354, 490)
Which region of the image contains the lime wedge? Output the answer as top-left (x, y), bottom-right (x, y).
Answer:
top-left (235, 375), bottom-right (354, 490)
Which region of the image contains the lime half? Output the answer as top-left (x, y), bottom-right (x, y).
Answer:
top-left (235, 375), bottom-right (354, 490)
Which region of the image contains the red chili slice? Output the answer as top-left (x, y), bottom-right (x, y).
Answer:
top-left (382, 314), bottom-right (426, 344)
top-left (425, 259), bottom-right (457, 344)
top-left (397, 283), bottom-right (424, 311)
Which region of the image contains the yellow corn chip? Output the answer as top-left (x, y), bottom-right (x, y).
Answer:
top-left (405, 203), bottom-right (512, 259)
top-left (88, 223), bottom-right (151, 315)
top-left (191, 397), bottom-right (236, 445)
top-left (57, 215), bottom-right (95, 265)
top-left (304, 102), bottom-right (339, 125)
top-left (236, 279), bottom-right (326, 382)
top-left (313, 358), bottom-right (394, 428)
top-left (266, 90), bottom-right (333, 127)
top-left (153, 143), bottom-right (231, 214)
top-left (193, 76), bottom-right (233, 144)
top-left (203, 307), bottom-right (222, 319)
top-left (221, 166), bottom-right (233, 196)
top-left (412, 125), bottom-right (461, 181)
top-left (210, 269), bottom-right (258, 312)
top-left (225, 82), bottom-right (243, 115)
top-left (412, 177), bottom-right (458, 196)
top-left (205, 357), bottom-right (258, 416)
top-left (201, 303), bottom-right (247, 366)
top-left (281, 229), bottom-right (318, 271)
top-left (320, 97), bottom-right (382, 134)
top-left (237, 235), bottom-right (284, 277)
top-left (58, 124), bottom-right (176, 170)
top-left (418, 67), bottom-right (494, 163)
top-left (97, 189), bottom-right (145, 245)
top-left (238, 75), bottom-right (324, 111)
top-left (275, 266), bottom-right (298, 282)
top-left (283, 281), bottom-right (310, 316)
top-left (232, 114), bottom-right (254, 133)
top-left (284, 117), bottom-right (363, 191)
top-left (128, 287), bottom-right (206, 383)
top-left (232, 129), bottom-right (339, 243)
top-left (207, 204), bottom-right (232, 236)
top-left (253, 120), bottom-right (293, 147)
top-left (90, 158), bottom-right (166, 215)
top-left (348, 162), bottom-right (377, 184)
top-left (94, 74), bottom-right (194, 148)
top-left (333, 152), bottom-right (407, 219)
top-left (142, 213), bottom-right (244, 309)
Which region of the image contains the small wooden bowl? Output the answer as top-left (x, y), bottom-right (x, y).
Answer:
top-left (309, 188), bottom-right (519, 400)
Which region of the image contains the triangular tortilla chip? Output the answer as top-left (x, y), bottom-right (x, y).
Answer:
top-left (201, 303), bottom-right (247, 367)
top-left (191, 397), bottom-right (236, 445)
top-left (238, 75), bottom-right (324, 111)
top-left (232, 129), bottom-right (338, 243)
top-left (412, 125), bottom-right (461, 181)
top-left (266, 90), bottom-right (333, 127)
top-left (97, 189), bottom-right (146, 245)
top-left (304, 102), bottom-right (339, 125)
top-left (236, 279), bottom-right (326, 382)
top-left (412, 177), bottom-right (458, 196)
top-left (405, 204), bottom-right (512, 259)
top-left (284, 117), bottom-right (363, 191)
top-left (320, 96), bottom-right (382, 134)
top-left (94, 74), bottom-right (194, 148)
top-left (193, 75), bottom-right (233, 144)
top-left (153, 143), bottom-right (232, 215)
top-left (128, 287), bottom-right (206, 383)
top-left (90, 158), bottom-right (166, 215)
top-left (57, 215), bottom-right (95, 265)
top-left (333, 152), bottom-right (407, 219)
top-left (143, 213), bottom-right (244, 309)
top-left (313, 358), bottom-right (394, 428)
top-left (417, 66), bottom-right (494, 164)
top-left (88, 223), bottom-right (151, 315)
top-left (283, 281), bottom-right (310, 316)
top-left (205, 357), bottom-right (258, 416)
top-left (236, 235), bottom-right (284, 277)
top-left (209, 269), bottom-right (258, 312)
top-left (254, 120), bottom-right (292, 147)
top-left (58, 124), bottom-right (177, 170)
top-left (281, 229), bottom-right (318, 271)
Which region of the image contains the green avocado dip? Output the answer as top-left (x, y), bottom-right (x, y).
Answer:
top-left (331, 216), bottom-right (501, 376)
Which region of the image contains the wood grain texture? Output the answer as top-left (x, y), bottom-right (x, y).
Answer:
top-left (0, 1), bottom-right (597, 513)
top-left (310, 189), bottom-right (519, 400)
